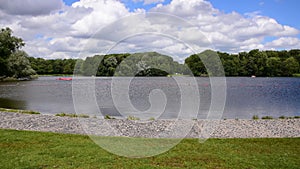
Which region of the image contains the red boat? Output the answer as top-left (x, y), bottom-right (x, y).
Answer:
top-left (57, 77), bottom-right (72, 81)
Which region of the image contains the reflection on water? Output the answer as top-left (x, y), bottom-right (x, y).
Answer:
top-left (0, 98), bottom-right (27, 110)
top-left (0, 76), bottom-right (299, 119)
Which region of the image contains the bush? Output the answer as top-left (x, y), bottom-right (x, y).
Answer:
top-left (127, 116), bottom-right (140, 120)
top-left (104, 115), bottom-right (115, 119)
top-left (252, 115), bottom-right (259, 120)
top-left (22, 110), bottom-right (40, 114)
top-left (279, 116), bottom-right (286, 119)
top-left (261, 116), bottom-right (273, 120)
top-left (149, 117), bottom-right (155, 120)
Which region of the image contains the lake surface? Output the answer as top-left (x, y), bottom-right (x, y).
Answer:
top-left (0, 76), bottom-right (299, 119)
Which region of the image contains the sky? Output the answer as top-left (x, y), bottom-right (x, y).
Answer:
top-left (0, 0), bottom-right (299, 62)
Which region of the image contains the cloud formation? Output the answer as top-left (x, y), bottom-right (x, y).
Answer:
top-left (0, 0), bottom-right (299, 61)
top-left (0, 0), bottom-right (63, 16)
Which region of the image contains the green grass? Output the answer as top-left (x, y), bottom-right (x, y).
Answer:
top-left (104, 115), bottom-right (115, 119)
top-left (127, 115), bottom-right (140, 120)
top-left (0, 108), bottom-right (40, 114)
top-left (55, 112), bottom-right (89, 118)
top-left (0, 129), bottom-right (299, 169)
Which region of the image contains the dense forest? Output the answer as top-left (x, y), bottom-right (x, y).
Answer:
top-left (185, 49), bottom-right (300, 77)
top-left (28, 52), bottom-right (188, 76)
top-left (1, 27), bottom-right (300, 79)
top-left (29, 49), bottom-right (300, 77)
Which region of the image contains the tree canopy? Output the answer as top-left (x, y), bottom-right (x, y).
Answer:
top-left (185, 49), bottom-right (300, 77)
top-left (0, 27), bottom-right (36, 79)
top-left (28, 49), bottom-right (300, 77)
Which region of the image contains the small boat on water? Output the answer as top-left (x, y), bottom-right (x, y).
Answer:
top-left (57, 77), bottom-right (72, 81)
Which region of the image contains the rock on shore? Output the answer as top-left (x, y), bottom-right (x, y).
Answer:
top-left (0, 112), bottom-right (299, 138)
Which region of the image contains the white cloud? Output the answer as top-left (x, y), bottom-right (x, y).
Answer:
top-left (151, 0), bottom-right (217, 17)
top-left (71, 0), bottom-right (130, 36)
top-left (265, 37), bottom-right (300, 49)
top-left (0, 0), bottom-right (63, 16)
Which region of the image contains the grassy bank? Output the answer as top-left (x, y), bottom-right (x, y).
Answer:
top-left (0, 108), bottom-right (40, 114)
top-left (0, 129), bottom-right (299, 169)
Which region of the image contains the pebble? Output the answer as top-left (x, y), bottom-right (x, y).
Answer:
top-left (0, 112), bottom-right (299, 138)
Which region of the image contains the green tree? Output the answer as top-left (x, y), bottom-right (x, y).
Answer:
top-left (266, 57), bottom-right (281, 76)
top-left (185, 54), bottom-right (206, 76)
top-left (7, 51), bottom-right (36, 78)
top-left (0, 27), bottom-right (25, 76)
top-left (246, 49), bottom-right (267, 76)
top-left (282, 57), bottom-right (299, 76)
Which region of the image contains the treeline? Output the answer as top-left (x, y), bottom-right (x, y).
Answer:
top-left (29, 52), bottom-right (189, 76)
top-left (28, 57), bottom-right (77, 75)
top-left (28, 49), bottom-right (300, 77)
top-left (185, 49), bottom-right (300, 77)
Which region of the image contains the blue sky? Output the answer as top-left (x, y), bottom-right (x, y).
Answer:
top-left (209, 0), bottom-right (300, 30)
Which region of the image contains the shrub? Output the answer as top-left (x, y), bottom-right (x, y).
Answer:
top-left (127, 116), bottom-right (140, 120)
top-left (252, 115), bottom-right (259, 120)
top-left (104, 115), bottom-right (115, 119)
top-left (261, 116), bottom-right (273, 120)
top-left (149, 117), bottom-right (155, 121)
top-left (279, 116), bottom-right (286, 119)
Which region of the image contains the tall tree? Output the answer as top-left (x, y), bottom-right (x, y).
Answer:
top-left (0, 27), bottom-right (25, 76)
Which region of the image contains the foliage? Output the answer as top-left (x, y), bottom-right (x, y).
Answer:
top-left (261, 116), bottom-right (274, 120)
top-left (149, 117), bottom-right (155, 120)
top-left (127, 115), bottom-right (140, 120)
top-left (0, 27), bottom-right (36, 79)
top-left (104, 115), bottom-right (115, 119)
top-left (28, 57), bottom-right (77, 75)
top-left (7, 51), bottom-right (36, 78)
top-left (0, 129), bottom-right (299, 169)
top-left (0, 28), bottom-right (25, 76)
top-left (28, 49), bottom-right (300, 77)
top-left (252, 115), bottom-right (259, 120)
top-left (30, 52), bottom-right (188, 77)
top-left (185, 49), bottom-right (300, 77)
top-left (55, 112), bottom-right (89, 118)
top-left (279, 116), bottom-right (286, 119)
top-left (0, 108), bottom-right (40, 114)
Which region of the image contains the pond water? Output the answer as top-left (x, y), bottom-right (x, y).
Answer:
top-left (0, 76), bottom-right (299, 119)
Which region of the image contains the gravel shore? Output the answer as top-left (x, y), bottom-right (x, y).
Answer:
top-left (0, 111), bottom-right (299, 138)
